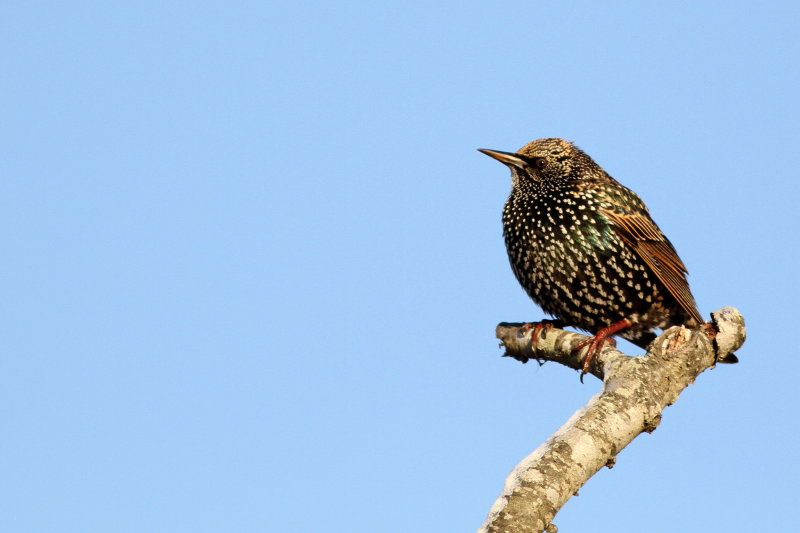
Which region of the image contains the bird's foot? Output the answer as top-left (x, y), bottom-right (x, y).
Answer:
top-left (576, 336), bottom-right (617, 381)
top-left (575, 319), bottom-right (633, 382)
top-left (521, 319), bottom-right (566, 350)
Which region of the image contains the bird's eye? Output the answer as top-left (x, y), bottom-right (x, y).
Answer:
top-left (534, 158), bottom-right (547, 169)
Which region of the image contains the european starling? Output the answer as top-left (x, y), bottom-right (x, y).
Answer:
top-left (479, 138), bottom-right (703, 375)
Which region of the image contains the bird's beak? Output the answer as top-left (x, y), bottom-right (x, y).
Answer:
top-left (477, 148), bottom-right (526, 169)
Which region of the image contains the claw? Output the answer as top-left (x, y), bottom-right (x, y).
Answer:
top-left (576, 336), bottom-right (617, 381)
top-left (532, 319), bottom-right (564, 346)
top-left (524, 319), bottom-right (566, 351)
top-left (576, 319), bottom-right (633, 381)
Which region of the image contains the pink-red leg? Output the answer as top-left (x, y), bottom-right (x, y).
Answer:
top-left (523, 319), bottom-right (566, 351)
top-left (576, 319), bottom-right (633, 380)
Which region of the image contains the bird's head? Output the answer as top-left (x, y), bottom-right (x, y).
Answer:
top-left (479, 138), bottom-right (599, 190)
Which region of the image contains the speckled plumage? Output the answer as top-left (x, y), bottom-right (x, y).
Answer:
top-left (480, 138), bottom-right (702, 349)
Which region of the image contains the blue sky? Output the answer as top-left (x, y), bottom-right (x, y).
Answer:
top-left (1, 2), bottom-right (797, 532)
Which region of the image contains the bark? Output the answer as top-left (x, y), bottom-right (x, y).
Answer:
top-left (478, 306), bottom-right (746, 533)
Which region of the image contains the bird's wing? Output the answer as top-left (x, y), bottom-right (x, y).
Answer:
top-left (600, 199), bottom-right (703, 325)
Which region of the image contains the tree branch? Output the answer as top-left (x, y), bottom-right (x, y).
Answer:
top-left (478, 306), bottom-right (746, 533)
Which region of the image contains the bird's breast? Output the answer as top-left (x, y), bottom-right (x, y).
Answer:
top-left (501, 188), bottom-right (664, 330)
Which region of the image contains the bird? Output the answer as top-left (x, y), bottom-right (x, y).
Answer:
top-left (478, 138), bottom-right (704, 377)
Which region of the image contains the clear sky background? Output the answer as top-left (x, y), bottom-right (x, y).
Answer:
top-left (1, 2), bottom-right (797, 532)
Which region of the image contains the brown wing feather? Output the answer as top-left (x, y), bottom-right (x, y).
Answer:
top-left (602, 208), bottom-right (703, 325)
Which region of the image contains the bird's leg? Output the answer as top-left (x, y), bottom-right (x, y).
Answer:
top-left (522, 319), bottom-right (567, 351)
top-left (576, 318), bottom-right (633, 380)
